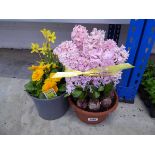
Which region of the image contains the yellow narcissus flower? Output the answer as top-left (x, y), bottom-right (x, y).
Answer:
top-left (50, 73), bottom-right (61, 82)
top-left (31, 43), bottom-right (39, 53)
top-left (39, 43), bottom-right (48, 55)
top-left (42, 78), bottom-right (58, 93)
top-left (40, 28), bottom-right (56, 43)
top-left (38, 61), bottom-right (51, 70)
top-left (40, 28), bottom-right (49, 39)
top-left (48, 32), bottom-right (56, 43)
top-left (32, 69), bottom-right (44, 81)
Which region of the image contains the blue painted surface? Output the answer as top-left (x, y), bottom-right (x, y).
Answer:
top-left (119, 20), bottom-right (145, 87)
top-left (128, 20), bottom-right (155, 94)
top-left (117, 19), bottom-right (155, 102)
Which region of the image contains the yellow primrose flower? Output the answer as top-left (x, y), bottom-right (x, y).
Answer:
top-left (53, 85), bottom-right (58, 93)
top-left (48, 32), bottom-right (56, 43)
top-left (28, 64), bottom-right (51, 71)
top-left (32, 69), bottom-right (44, 81)
top-left (31, 43), bottom-right (39, 53)
top-left (28, 65), bottom-right (39, 71)
top-left (50, 73), bottom-right (61, 82)
top-left (39, 43), bottom-right (48, 55)
top-left (42, 78), bottom-right (58, 93)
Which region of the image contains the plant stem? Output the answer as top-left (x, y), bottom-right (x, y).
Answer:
top-left (38, 53), bottom-right (43, 61)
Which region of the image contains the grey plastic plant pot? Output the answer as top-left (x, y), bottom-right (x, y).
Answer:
top-left (27, 93), bottom-right (69, 120)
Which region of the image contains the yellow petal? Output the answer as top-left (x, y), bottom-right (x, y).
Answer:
top-left (32, 69), bottom-right (44, 81)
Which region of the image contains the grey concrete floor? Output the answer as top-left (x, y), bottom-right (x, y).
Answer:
top-left (0, 49), bottom-right (155, 135)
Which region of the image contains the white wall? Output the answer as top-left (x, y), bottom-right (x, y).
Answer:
top-left (0, 21), bottom-right (108, 49)
top-left (0, 21), bottom-right (131, 49)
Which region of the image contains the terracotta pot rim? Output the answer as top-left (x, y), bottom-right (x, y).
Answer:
top-left (68, 91), bottom-right (118, 116)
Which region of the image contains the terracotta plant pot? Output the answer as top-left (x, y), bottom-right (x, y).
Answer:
top-left (27, 93), bottom-right (69, 120)
top-left (68, 91), bottom-right (118, 124)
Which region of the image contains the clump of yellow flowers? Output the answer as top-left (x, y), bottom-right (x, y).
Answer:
top-left (24, 29), bottom-right (66, 99)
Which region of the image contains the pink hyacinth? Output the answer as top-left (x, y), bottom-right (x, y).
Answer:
top-left (54, 25), bottom-right (129, 94)
top-left (71, 25), bottom-right (88, 50)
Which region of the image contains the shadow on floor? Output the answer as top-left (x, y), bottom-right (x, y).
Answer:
top-left (0, 48), bottom-right (39, 79)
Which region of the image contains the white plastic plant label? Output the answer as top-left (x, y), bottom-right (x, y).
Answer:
top-left (88, 118), bottom-right (98, 122)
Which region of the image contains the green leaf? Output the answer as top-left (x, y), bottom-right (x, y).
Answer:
top-left (58, 84), bottom-right (66, 92)
top-left (89, 85), bottom-right (97, 93)
top-left (39, 93), bottom-right (46, 99)
top-left (93, 91), bottom-right (100, 99)
top-left (76, 86), bottom-right (83, 90)
top-left (64, 93), bottom-right (70, 97)
top-left (141, 60), bottom-right (155, 105)
top-left (98, 86), bottom-right (104, 92)
top-left (51, 68), bottom-right (59, 73)
top-left (104, 83), bottom-right (114, 97)
top-left (72, 89), bottom-right (83, 98)
top-left (24, 81), bottom-right (36, 92)
top-left (79, 91), bottom-right (87, 100)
